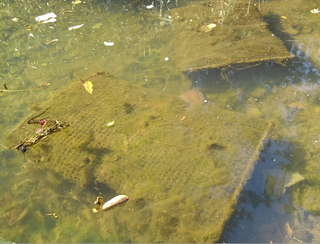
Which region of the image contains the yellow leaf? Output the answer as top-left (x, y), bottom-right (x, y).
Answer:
top-left (84, 81), bottom-right (93, 94)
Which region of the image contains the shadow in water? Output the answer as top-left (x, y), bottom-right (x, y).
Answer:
top-left (220, 139), bottom-right (315, 243)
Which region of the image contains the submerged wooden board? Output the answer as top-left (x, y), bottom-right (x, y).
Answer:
top-left (169, 1), bottom-right (294, 71)
top-left (7, 72), bottom-right (271, 242)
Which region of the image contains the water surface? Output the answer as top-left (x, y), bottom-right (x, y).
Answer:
top-left (1, 0), bottom-right (320, 242)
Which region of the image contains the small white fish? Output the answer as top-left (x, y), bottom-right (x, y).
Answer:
top-left (68, 24), bottom-right (84, 30)
top-left (100, 195), bottom-right (129, 211)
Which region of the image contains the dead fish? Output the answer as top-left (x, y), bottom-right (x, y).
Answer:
top-left (100, 195), bottom-right (129, 211)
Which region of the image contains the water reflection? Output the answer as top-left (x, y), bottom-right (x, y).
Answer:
top-left (220, 139), bottom-right (316, 243)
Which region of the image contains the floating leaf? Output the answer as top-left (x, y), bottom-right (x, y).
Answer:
top-left (83, 81), bottom-right (93, 94)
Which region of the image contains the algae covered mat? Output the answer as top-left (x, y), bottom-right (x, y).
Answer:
top-left (169, 1), bottom-right (294, 72)
top-left (6, 72), bottom-right (271, 242)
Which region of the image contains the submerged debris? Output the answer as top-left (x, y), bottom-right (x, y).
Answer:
top-left (310, 8), bottom-right (320, 13)
top-left (107, 121), bottom-right (115, 127)
top-left (284, 222), bottom-right (293, 238)
top-left (35, 13), bottom-right (57, 23)
top-left (9, 108), bottom-right (69, 152)
top-left (0, 82), bottom-right (50, 93)
top-left (47, 213), bottom-right (58, 219)
top-left (68, 24), bottom-right (84, 30)
top-left (179, 89), bottom-right (204, 106)
top-left (92, 195), bottom-right (129, 213)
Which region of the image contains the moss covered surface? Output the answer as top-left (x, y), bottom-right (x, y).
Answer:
top-left (6, 72), bottom-right (271, 242)
top-left (169, 0), bottom-right (293, 72)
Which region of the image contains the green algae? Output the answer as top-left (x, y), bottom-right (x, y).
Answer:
top-left (6, 72), bottom-right (271, 242)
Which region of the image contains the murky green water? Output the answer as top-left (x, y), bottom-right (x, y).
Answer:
top-left (2, 0), bottom-right (320, 242)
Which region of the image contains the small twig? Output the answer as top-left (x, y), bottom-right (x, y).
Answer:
top-left (159, 74), bottom-right (169, 92)
top-left (0, 144), bottom-right (7, 151)
top-left (27, 107), bottom-right (51, 124)
top-left (0, 82), bottom-right (50, 93)
top-left (272, 216), bottom-right (285, 243)
top-left (247, 0), bottom-right (250, 14)
top-left (45, 39), bottom-right (58, 45)
top-left (161, 18), bottom-right (172, 25)
top-left (148, 139), bottom-right (194, 149)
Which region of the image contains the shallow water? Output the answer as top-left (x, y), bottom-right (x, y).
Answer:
top-left (1, 0), bottom-right (320, 242)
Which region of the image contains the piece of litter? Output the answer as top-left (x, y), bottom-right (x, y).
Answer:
top-left (42, 18), bottom-right (57, 23)
top-left (311, 8), bottom-right (320, 13)
top-left (104, 42), bottom-right (114, 46)
top-left (68, 24), bottom-right (84, 30)
top-left (146, 2), bottom-right (154, 9)
top-left (107, 121), bottom-right (115, 127)
top-left (12, 18), bottom-right (19, 22)
top-left (35, 13), bottom-right (57, 23)
top-left (46, 39), bottom-right (58, 45)
top-left (165, 57), bottom-right (169, 61)
top-left (29, 33), bottom-right (34, 37)
top-left (207, 23), bottom-right (216, 29)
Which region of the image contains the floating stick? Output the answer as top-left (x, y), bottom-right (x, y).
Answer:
top-left (0, 82), bottom-right (50, 93)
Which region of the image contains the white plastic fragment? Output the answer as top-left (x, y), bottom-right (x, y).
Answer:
top-left (107, 121), bottom-right (115, 127)
top-left (68, 24), bottom-right (84, 30)
top-left (101, 195), bottom-right (129, 211)
top-left (43, 18), bottom-right (57, 23)
top-left (12, 18), bottom-right (19, 22)
top-left (146, 2), bottom-right (154, 9)
top-left (104, 41), bottom-right (114, 46)
top-left (207, 23), bottom-right (216, 29)
top-left (311, 8), bottom-right (320, 13)
top-left (165, 57), bottom-right (169, 61)
top-left (35, 13), bottom-right (57, 23)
